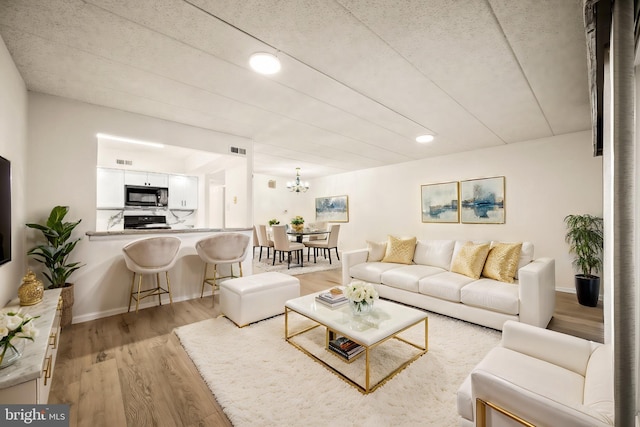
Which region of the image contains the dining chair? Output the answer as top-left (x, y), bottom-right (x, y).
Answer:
top-left (257, 224), bottom-right (275, 261)
top-left (252, 225), bottom-right (259, 257)
top-left (304, 224), bottom-right (340, 264)
top-left (307, 222), bottom-right (328, 242)
top-left (122, 236), bottom-right (181, 313)
top-left (271, 225), bottom-right (304, 268)
top-left (196, 233), bottom-right (250, 306)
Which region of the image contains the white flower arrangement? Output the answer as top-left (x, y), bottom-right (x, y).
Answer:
top-left (344, 281), bottom-right (379, 304)
top-left (0, 309), bottom-right (39, 364)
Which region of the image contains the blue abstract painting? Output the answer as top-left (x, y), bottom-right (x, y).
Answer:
top-left (421, 181), bottom-right (459, 223)
top-left (460, 176), bottom-right (505, 224)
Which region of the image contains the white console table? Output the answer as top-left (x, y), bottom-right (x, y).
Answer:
top-left (0, 289), bottom-right (62, 403)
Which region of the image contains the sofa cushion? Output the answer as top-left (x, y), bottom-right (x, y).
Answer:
top-left (366, 240), bottom-right (387, 262)
top-left (382, 235), bottom-right (417, 264)
top-left (419, 272), bottom-right (475, 302)
top-left (460, 279), bottom-right (519, 315)
top-left (482, 242), bottom-right (522, 283)
top-left (413, 239), bottom-right (456, 270)
top-left (381, 265), bottom-right (446, 293)
top-left (451, 242), bottom-right (490, 279)
top-left (349, 262), bottom-right (403, 284)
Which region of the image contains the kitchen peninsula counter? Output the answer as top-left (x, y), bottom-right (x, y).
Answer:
top-left (86, 227), bottom-right (252, 239)
top-left (75, 228), bottom-right (253, 323)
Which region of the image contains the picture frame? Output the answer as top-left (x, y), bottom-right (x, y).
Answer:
top-left (421, 181), bottom-right (459, 223)
top-left (460, 176), bottom-right (505, 224)
top-left (315, 195), bottom-right (349, 222)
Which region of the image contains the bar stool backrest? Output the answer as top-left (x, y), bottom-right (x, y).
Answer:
top-left (122, 237), bottom-right (181, 273)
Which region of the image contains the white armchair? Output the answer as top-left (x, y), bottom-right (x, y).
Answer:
top-left (457, 320), bottom-right (613, 426)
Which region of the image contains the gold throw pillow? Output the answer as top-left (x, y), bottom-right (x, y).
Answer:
top-left (451, 242), bottom-right (491, 279)
top-left (482, 242), bottom-right (523, 283)
top-left (381, 235), bottom-right (417, 264)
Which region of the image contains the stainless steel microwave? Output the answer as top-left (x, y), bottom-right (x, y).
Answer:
top-left (124, 185), bottom-right (169, 207)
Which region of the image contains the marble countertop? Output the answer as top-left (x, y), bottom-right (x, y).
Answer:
top-left (0, 289), bottom-right (61, 390)
top-left (86, 227), bottom-right (252, 237)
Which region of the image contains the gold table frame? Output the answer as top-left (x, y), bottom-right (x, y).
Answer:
top-left (285, 306), bottom-right (428, 394)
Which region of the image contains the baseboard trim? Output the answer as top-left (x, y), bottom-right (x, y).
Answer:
top-left (556, 287), bottom-right (603, 301)
top-left (72, 291), bottom-right (215, 324)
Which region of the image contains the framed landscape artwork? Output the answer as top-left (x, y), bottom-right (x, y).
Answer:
top-left (315, 195), bottom-right (349, 222)
top-left (421, 181), bottom-right (459, 223)
top-left (460, 176), bottom-right (505, 224)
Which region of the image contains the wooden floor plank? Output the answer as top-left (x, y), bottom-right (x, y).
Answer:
top-left (157, 333), bottom-right (232, 426)
top-left (116, 340), bottom-right (179, 427)
top-left (48, 268), bottom-right (604, 426)
top-left (77, 359), bottom-right (127, 427)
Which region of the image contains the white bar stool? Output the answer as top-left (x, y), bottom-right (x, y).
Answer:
top-left (196, 233), bottom-right (250, 305)
top-left (122, 236), bottom-right (181, 313)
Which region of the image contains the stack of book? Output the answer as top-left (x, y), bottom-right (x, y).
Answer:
top-left (328, 336), bottom-right (365, 360)
top-left (315, 288), bottom-right (348, 308)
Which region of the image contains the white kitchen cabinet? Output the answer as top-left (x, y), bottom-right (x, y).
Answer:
top-left (97, 168), bottom-right (125, 209)
top-left (0, 289), bottom-right (62, 404)
top-left (169, 175), bottom-right (198, 209)
top-left (124, 171), bottom-right (168, 187)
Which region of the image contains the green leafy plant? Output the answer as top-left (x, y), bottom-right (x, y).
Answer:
top-left (268, 218), bottom-right (280, 226)
top-left (564, 214), bottom-right (603, 277)
top-left (26, 206), bottom-right (85, 289)
top-left (290, 216), bottom-right (304, 225)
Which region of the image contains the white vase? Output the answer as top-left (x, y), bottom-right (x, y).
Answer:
top-left (349, 299), bottom-right (373, 316)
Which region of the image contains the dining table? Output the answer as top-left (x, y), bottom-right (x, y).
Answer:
top-left (286, 229), bottom-right (329, 243)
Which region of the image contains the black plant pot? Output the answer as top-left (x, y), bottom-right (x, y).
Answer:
top-left (575, 275), bottom-right (600, 307)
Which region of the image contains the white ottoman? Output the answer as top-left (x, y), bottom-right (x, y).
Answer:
top-left (220, 272), bottom-right (300, 327)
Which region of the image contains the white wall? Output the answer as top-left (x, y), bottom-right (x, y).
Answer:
top-left (253, 174), bottom-right (310, 225)
top-left (224, 158), bottom-right (249, 228)
top-left (254, 131), bottom-right (602, 291)
top-left (0, 36), bottom-right (28, 306)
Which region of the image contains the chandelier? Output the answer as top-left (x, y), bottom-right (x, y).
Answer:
top-left (286, 168), bottom-right (309, 193)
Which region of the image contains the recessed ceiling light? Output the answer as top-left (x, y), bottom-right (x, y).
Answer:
top-left (249, 52), bottom-right (281, 75)
top-left (416, 134), bottom-right (434, 143)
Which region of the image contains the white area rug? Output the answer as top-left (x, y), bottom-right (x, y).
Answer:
top-left (175, 308), bottom-right (501, 427)
top-left (252, 253), bottom-right (341, 276)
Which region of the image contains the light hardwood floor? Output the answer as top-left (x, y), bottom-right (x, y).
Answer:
top-left (49, 269), bottom-right (603, 426)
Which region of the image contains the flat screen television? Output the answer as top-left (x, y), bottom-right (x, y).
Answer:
top-left (0, 156), bottom-right (11, 266)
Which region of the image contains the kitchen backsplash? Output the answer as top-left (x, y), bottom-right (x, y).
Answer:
top-left (96, 208), bottom-right (197, 231)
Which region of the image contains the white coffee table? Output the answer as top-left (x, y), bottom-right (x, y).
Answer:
top-left (285, 291), bottom-right (428, 394)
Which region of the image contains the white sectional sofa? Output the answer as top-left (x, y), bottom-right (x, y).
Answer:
top-left (342, 239), bottom-right (556, 330)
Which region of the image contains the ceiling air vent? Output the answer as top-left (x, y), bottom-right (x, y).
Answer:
top-left (116, 159), bottom-right (133, 166)
top-left (229, 146), bottom-right (246, 155)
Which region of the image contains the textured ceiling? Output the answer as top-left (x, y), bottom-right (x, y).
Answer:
top-left (0, 0), bottom-right (590, 178)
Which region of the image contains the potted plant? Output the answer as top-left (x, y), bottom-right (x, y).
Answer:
top-left (290, 216), bottom-right (305, 232)
top-left (26, 206), bottom-right (85, 326)
top-left (268, 218), bottom-right (280, 226)
top-left (564, 214), bottom-right (603, 307)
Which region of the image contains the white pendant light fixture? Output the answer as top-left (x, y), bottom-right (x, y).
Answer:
top-left (249, 52), bottom-right (281, 75)
top-left (416, 134), bottom-right (434, 143)
top-left (286, 168), bottom-right (309, 193)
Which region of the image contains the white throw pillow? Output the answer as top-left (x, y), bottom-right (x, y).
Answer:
top-left (366, 241), bottom-right (387, 262)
